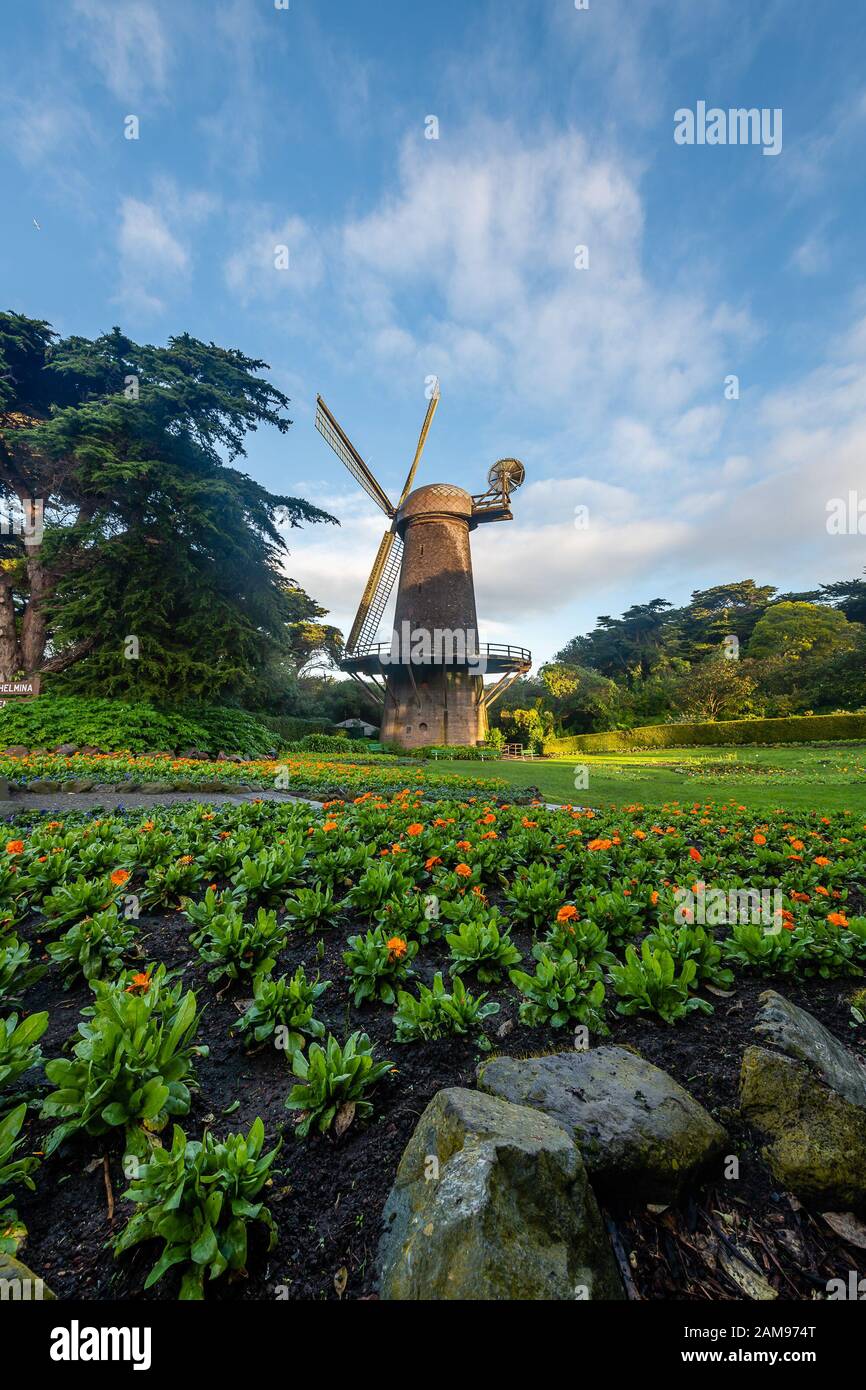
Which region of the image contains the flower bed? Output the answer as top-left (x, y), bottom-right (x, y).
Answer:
top-left (0, 750), bottom-right (506, 801)
top-left (2, 793), bottom-right (864, 1300)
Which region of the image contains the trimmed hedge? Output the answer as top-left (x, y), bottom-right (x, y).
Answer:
top-left (253, 713), bottom-right (334, 742)
top-left (0, 697), bottom-right (280, 757)
top-left (544, 712), bottom-right (866, 755)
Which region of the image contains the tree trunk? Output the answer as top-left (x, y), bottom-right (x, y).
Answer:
top-left (20, 546), bottom-right (50, 673)
top-left (0, 581), bottom-right (21, 680)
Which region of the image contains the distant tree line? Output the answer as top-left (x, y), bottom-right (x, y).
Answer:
top-left (493, 577), bottom-right (866, 739)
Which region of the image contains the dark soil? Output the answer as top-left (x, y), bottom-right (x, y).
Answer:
top-left (12, 896), bottom-right (866, 1302)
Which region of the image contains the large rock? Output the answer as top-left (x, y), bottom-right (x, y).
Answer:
top-left (739, 991), bottom-right (866, 1208)
top-left (378, 1087), bottom-right (624, 1301)
top-left (0, 1252), bottom-right (55, 1300)
top-left (477, 1046), bottom-right (726, 1202)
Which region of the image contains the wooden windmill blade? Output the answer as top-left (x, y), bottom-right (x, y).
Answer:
top-left (346, 528), bottom-right (403, 654)
top-left (315, 395), bottom-right (395, 517)
top-left (397, 382), bottom-right (440, 507)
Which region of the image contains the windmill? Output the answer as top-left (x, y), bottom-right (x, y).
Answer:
top-left (315, 387), bottom-right (531, 749)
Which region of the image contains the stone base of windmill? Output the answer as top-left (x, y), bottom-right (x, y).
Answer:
top-left (381, 668), bottom-right (487, 749)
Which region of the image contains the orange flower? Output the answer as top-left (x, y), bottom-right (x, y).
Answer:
top-left (5, 840), bottom-right (23, 855)
top-left (425, 856), bottom-right (442, 870)
top-left (650, 890), bottom-right (660, 906)
top-left (813, 856), bottom-right (831, 866)
top-left (456, 840), bottom-right (472, 850)
top-left (177, 855), bottom-right (194, 866)
top-left (521, 818), bottom-right (537, 829)
top-left (386, 936), bottom-right (408, 961)
top-left (46, 820), bottom-right (62, 830)
top-left (455, 863), bottom-right (472, 877)
top-left (632, 829), bottom-right (646, 840)
top-left (587, 838), bottom-right (612, 851)
top-left (789, 838), bottom-right (804, 851)
top-left (753, 833), bottom-right (766, 846)
top-left (826, 911), bottom-right (849, 928)
top-left (125, 972), bottom-right (152, 994)
top-left (480, 830), bottom-right (497, 840)
top-left (479, 813), bottom-right (496, 825)
top-left (406, 823), bottom-right (424, 836)
top-left (110, 868), bottom-right (130, 886)
top-left (688, 847), bottom-right (702, 862)
top-left (322, 820), bottom-right (338, 833)
top-left (556, 905), bottom-right (579, 922)
top-left (140, 821), bottom-right (155, 833)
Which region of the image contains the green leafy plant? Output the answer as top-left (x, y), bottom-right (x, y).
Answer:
top-left (112, 1118), bottom-right (280, 1299)
top-left (610, 942), bottom-right (712, 1024)
top-left (721, 922), bottom-right (804, 974)
top-left (645, 922), bottom-right (734, 989)
top-left (41, 967), bottom-right (207, 1155)
top-left (542, 917), bottom-right (615, 972)
top-left (230, 847), bottom-right (305, 905)
top-left (283, 885), bottom-right (335, 931)
top-left (445, 913), bottom-right (521, 983)
top-left (285, 1032), bottom-right (392, 1137)
top-left (342, 928), bottom-right (418, 1006)
top-left (0, 1011), bottom-right (48, 1098)
top-left (191, 905), bottom-right (285, 984)
top-left (40, 875), bottom-right (117, 927)
top-left (345, 862), bottom-right (414, 913)
top-left (0, 1103), bottom-right (40, 1255)
top-left (181, 886), bottom-right (247, 929)
top-left (505, 862), bottom-right (562, 929)
top-left (393, 972), bottom-right (500, 1043)
top-left (0, 936), bottom-right (45, 1005)
top-left (47, 906), bottom-right (138, 986)
top-left (510, 950), bottom-right (608, 1031)
top-left (234, 967), bottom-right (329, 1052)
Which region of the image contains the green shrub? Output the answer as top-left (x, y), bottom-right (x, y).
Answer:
top-left (0, 1011), bottom-right (48, 1098)
top-left (393, 972), bottom-right (499, 1042)
top-left (190, 905), bottom-right (285, 984)
top-left (0, 696), bottom-right (279, 757)
top-left (113, 1118), bottom-right (279, 1300)
top-left (285, 1032), bottom-right (392, 1137)
top-left (0, 937), bottom-right (45, 1005)
top-left (610, 942), bottom-right (712, 1023)
top-left (41, 966), bottom-right (207, 1154)
top-left (245, 713), bottom-right (333, 743)
top-left (234, 967), bottom-right (329, 1052)
top-left (510, 950), bottom-right (608, 1030)
top-left (297, 733), bottom-right (353, 753)
top-left (445, 915), bottom-right (521, 983)
top-left (47, 907), bottom-right (139, 986)
top-left (342, 928), bottom-right (418, 1005)
top-left (0, 1103), bottom-right (40, 1255)
top-left (545, 712), bottom-right (866, 755)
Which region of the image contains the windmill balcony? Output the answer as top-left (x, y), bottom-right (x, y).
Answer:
top-left (342, 640), bottom-right (532, 676)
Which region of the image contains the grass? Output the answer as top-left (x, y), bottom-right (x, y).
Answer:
top-left (428, 742), bottom-right (866, 813)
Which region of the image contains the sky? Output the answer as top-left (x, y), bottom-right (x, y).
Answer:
top-left (2, 0), bottom-right (865, 669)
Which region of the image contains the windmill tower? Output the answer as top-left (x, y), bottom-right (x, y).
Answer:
top-left (315, 387), bottom-right (531, 749)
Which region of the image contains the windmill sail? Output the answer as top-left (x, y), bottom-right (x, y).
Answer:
top-left (347, 529), bottom-right (403, 654)
top-left (397, 385), bottom-right (440, 506)
top-left (315, 396), bottom-right (395, 517)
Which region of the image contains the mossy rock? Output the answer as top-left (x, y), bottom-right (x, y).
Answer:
top-left (477, 1046), bottom-right (726, 1202)
top-left (378, 1086), bottom-right (624, 1301)
top-left (0, 1251), bottom-right (55, 1300)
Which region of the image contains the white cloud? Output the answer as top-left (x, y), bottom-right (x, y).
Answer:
top-left (224, 213), bottom-right (325, 306)
top-left (71, 0), bottom-right (170, 102)
top-left (114, 180), bottom-right (216, 316)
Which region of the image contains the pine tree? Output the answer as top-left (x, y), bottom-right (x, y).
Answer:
top-left (0, 312), bottom-right (337, 698)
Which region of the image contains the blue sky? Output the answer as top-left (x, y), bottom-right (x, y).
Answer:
top-left (2, 0), bottom-right (865, 666)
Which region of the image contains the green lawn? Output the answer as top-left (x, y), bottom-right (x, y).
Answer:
top-left (428, 742), bottom-right (866, 813)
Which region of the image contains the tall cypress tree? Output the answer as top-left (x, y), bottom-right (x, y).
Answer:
top-left (0, 312), bottom-right (337, 699)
